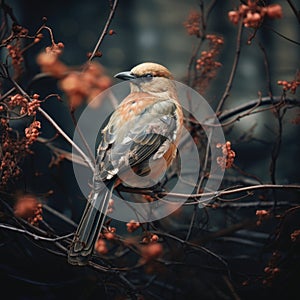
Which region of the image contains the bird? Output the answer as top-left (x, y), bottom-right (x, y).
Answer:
top-left (68, 62), bottom-right (183, 266)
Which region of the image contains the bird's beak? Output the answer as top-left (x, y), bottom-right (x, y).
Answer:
top-left (114, 71), bottom-right (136, 81)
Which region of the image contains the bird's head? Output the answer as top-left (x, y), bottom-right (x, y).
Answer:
top-left (114, 62), bottom-right (176, 96)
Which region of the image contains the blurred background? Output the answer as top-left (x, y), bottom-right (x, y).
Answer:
top-left (12, 0), bottom-right (298, 92)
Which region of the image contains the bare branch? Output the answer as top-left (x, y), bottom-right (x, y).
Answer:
top-left (0, 223), bottom-right (73, 241)
top-left (286, 0), bottom-right (300, 24)
top-left (88, 0), bottom-right (119, 62)
top-left (162, 184), bottom-right (300, 202)
top-left (216, 20), bottom-right (243, 114)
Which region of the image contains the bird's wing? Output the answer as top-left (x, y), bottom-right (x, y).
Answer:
top-left (95, 98), bottom-right (180, 181)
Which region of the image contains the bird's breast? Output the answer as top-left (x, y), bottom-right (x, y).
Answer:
top-left (117, 92), bottom-right (159, 122)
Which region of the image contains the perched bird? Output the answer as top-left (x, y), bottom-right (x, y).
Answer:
top-left (68, 62), bottom-right (183, 266)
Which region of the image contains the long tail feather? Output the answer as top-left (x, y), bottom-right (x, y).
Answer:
top-left (68, 182), bottom-right (113, 265)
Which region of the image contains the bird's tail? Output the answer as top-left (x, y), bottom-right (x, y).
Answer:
top-left (68, 182), bottom-right (113, 266)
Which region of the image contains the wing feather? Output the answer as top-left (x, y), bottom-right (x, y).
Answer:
top-left (96, 98), bottom-right (179, 181)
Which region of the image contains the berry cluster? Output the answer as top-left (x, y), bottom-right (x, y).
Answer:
top-left (60, 62), bottom-right (111, 111)
top-left (6, 42), bottom-right (24, 78)
top-left (95, 226), bottom-right (117, 255)
top-left (37, 42), bottom-right (67, 78)
top-left (126, 219), bottom-right (141, 232)
top-left (102, 226), bottom-right (116, 240)
top-left (0, 93), bottom-right (43, 185)
top-left (0, 120), bottom-right (21, 186)
top-left (8, 93), bottom-right (41, 116)
top-left (8, 94), bottom-right (28, 110)
top-left (106, 198), bottom-right (114, 214)
top-left (228, 1), bottom-right (282, 28)
top-left (94, 238), bottom-right (108, 255)
top-left (255, 209), bottom-right (269, 226)
top-left (142, 233), bottom-right (159, 244)
top-left (291, 229), bottom-right (300, 242)
top-left (139, 243), bottom-right (163, 264)
top-left (262, 251), bottom-right (281, 286)
top-left (14, 194), bottom-right (43, 226)
top-left (37, 44), bottom-right (111, 111)
top-left (183, 10), bottom-right (201, 37)
top-left (216, 141), bottom-right (236, 170)
top-left (0, 140), bottom-right (22, 186)
top-left (196, 35), bottom-right (223, 70)
top-left (277, 73), bottom-right (300, 94)
top-left (228, 0), bottom-right (282, 28)
top-left (25, 121), bottom-right (41, 147)
top-left (195, 34), bottom-right (224, 94)
top-left (3, 24), bottom-right (33, 79)
top-left (26, 94), bottom-right (41, 116)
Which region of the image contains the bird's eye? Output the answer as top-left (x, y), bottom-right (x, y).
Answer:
top-left (144, 73), bottom-right (153, 79)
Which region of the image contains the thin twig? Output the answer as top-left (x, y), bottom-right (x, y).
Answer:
top-left (70, 111), bottom-right (95, 164)
top-left (269, 108), bottom-right (284, 185)
top-left (0, 223), bottom-right (73, 241)
top-left (217, 94), bottom-right (263, 126)
top-left (216, 20), bottom-right (243, 114)
top-left (205, 0), bottom-right (217, 21)
top-left (152, 230), bottom-right (231, 278)
top-left (159, 184), bottom-right (300, 201)
top-left (207, 200), bottom-right (297, 208)
top-left (43, 204), bottom-right (78, 227)
top-left (218, 96), bottom-right (299, 123)
top-left (38, 107), bottom-right (95, 171)
top-left (232, 164), bottom-right (263, 185)
top-left (186, 40), bottom-right (203, 88)
top-left (259, 43), bottom-right (273, 102)
top-left (286, 0), bottom-right (300, 24)
top-left (88, 0), bottom-right (119, 62)
top-left (223, 275), bottom-right (241, 300)
top-left (185, 205), bottom-right (197, 241)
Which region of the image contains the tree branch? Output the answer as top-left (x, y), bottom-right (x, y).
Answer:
top-left (88, 0), bottom-right (119, 62)
top-left (216, 20), bottom-right (243, 114)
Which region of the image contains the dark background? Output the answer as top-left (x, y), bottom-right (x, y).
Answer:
top-left (1, 0), bottom-right (300, 299)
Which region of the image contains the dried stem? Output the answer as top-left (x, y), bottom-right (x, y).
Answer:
top-left (185, 96), bottom-right (299, 128)
top-left (187, 40), bottom-right (203, 88)
top-left (0, 223), bottom-right (73, 241)
top-left (115, 184), bottom-right (300, 205)
top-left (216, 20), bottom-right (243, 114)
top-left (38, 107), bottom-right (94, 171)
top-left (70, 111), bottom-right (95, 164)
top-left (286, 0), bottom-right (300, 24)
top-left (259, 42), bottom-right (273, 101)
top-left (269, 108), bottom-right (284, 184)
top-left (185, 204), bottom-right (197, 241)
top-left (263, 25), bottom-right (300, 45)
top-left (218, 96), bottom-right (299, 123)
top-left (88, 0), bottom-right (119, 62)
top-left (160, 184), bottom-right (300, 201)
